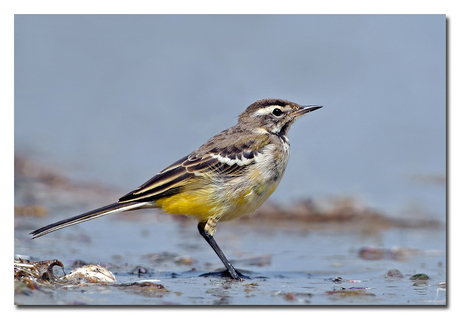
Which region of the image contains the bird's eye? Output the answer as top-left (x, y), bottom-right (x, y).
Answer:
top-left (272, 108), bottom-right (282, 117)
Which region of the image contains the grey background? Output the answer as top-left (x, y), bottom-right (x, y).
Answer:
top-left (15, 14), bottom-right (446, 221)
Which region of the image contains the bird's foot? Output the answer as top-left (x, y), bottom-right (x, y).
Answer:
top-left (199, 269), bottom-right (250, 281)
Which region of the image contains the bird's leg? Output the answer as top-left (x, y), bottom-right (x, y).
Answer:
top-left (197, 219), bottom-right (249, 281)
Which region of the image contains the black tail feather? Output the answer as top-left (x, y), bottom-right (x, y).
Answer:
top-left (30, 202), bottom-right (146, 239)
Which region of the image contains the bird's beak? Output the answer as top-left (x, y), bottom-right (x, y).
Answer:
top-left (292, 105), bottom-right (323, 118)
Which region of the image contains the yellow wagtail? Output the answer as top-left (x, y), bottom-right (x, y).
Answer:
top-left (31, 98), bottom-right (322, 280)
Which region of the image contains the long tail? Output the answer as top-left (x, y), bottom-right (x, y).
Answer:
top-left (30, 202), bottom-right (149, 239)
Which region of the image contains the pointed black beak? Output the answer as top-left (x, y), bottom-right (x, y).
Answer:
top-left (292, 105), bottom-right (323, 118)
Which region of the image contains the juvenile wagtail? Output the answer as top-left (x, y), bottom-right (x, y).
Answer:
top-left (31, 98), bottom-right (322, 280)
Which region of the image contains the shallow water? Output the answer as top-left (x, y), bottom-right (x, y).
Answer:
top-left (15, 212), bottom-right (446, 305)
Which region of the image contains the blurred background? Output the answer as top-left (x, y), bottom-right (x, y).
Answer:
top-left (14, 14), bottom-right (446, 222)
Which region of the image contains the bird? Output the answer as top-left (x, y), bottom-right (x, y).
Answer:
top-left (30, 98), bottom-right (322, 280)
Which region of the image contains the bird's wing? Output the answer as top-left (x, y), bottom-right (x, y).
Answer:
top-left (118, 155), bottom-right (193, 203)
top-left (118, 131), bottom-right (270, 203)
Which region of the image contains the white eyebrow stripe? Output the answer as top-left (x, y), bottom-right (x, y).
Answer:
top-left (252, 105), bottom-right (286, 116)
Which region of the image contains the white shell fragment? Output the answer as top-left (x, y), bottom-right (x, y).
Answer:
top-left (64, 264), bottom-right (116, 283)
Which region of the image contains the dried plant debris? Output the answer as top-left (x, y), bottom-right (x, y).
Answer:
top-left (14, 258), bottom-right (116, 292)
top-left (14, 259), bottom-right (64, 288)
top-left (14, 258), bottom-right (179, 303)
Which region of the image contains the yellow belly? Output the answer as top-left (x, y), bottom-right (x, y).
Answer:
top-left (155, 188), bottom-right (219, 221)
top-left (155, 176), bottom-right (280, 223)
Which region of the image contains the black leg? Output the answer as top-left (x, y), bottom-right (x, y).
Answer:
top-left (197, 222), bottom-right (249, 281)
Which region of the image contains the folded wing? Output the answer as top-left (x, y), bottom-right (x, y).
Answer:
top-left (118, 131), bottom-right (270, 203)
